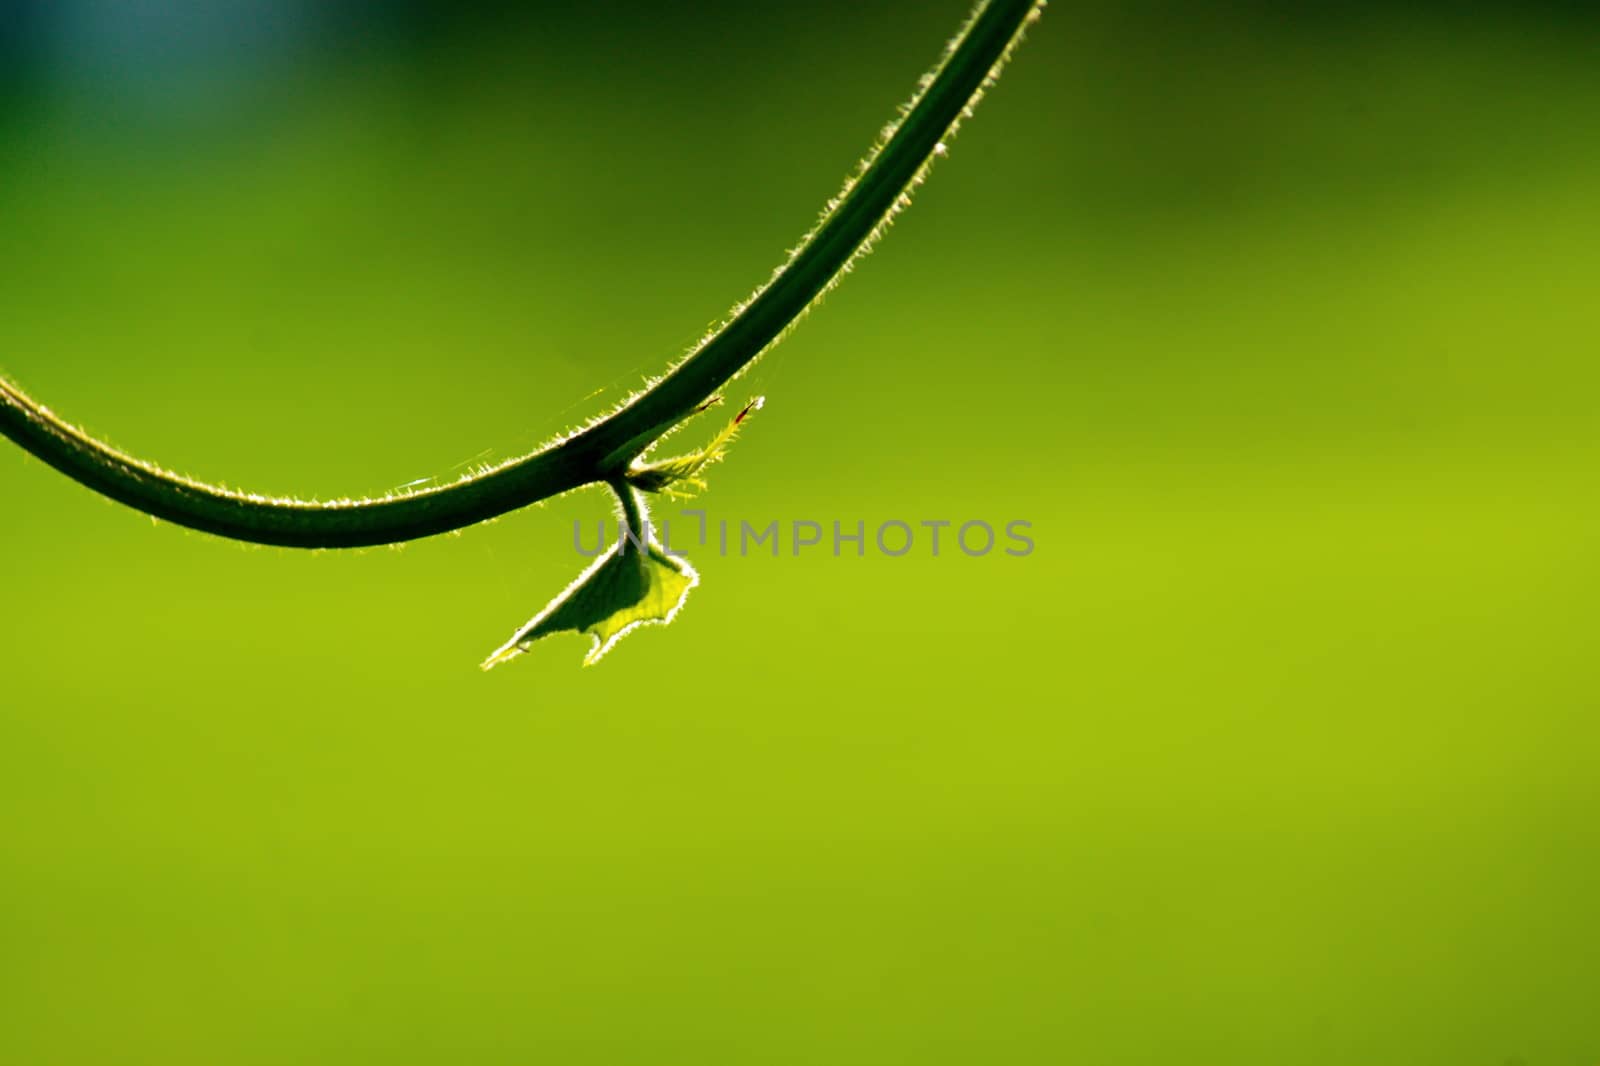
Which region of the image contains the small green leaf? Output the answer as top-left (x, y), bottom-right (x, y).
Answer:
top-left (626, 396), bottom-right (763, 498)
top-left (481, 534), bottom-right (698, 669)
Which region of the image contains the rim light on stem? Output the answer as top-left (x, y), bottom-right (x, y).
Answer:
top-left (0, 0), bottom-right (1045, 548)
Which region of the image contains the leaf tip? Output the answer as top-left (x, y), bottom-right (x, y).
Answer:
top-left (479, 642), bottom-right (522, 671)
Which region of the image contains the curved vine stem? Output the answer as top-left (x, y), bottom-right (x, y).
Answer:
top-left (1, 0), bottom-right (1043, 549)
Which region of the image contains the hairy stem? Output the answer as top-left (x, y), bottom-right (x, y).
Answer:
top-left (609, 478), bottom-right (648, 551)
top-left (0, 0), bottom-right (1043, 549)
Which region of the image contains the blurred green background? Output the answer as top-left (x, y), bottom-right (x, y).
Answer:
top-left (3, 1), bottom-right (1598, 1062)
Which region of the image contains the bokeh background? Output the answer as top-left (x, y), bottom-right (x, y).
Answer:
top-left (3, 2), bottom-right (1598, 1062)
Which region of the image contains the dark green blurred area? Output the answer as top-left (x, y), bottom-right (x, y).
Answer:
top-left (3, 2), bottom-right (1598, 1063)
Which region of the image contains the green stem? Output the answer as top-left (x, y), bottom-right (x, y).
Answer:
top-left (0, 0), bottom-right (1042, 549)
top-left (609, 478), bottom-right (648, 553)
